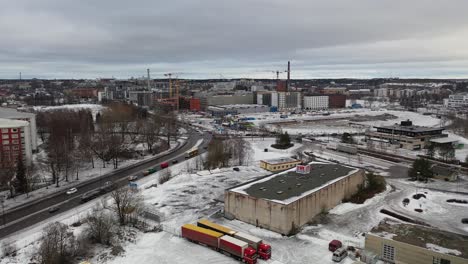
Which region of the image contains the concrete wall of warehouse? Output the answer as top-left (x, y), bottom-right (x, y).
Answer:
top-left (224, 169), bottom-right (365, 235)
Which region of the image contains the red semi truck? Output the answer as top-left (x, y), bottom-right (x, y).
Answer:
top-left (197, 219), bottom-right (272, 260)
top-left (181, 224), bottom-right (257, 264)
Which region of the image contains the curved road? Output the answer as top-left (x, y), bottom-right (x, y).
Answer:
top-left (0, 130), bottom-right (211, 239)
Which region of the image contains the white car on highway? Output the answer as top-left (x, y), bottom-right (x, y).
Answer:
top-left (66, 188), bottom-right (78, 195)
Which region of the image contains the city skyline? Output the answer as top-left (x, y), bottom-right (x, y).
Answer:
top-left (2, 0), bottom-right (468, 79)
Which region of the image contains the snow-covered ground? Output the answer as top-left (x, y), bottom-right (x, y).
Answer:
top-left (246, 137), bottom-right (303, 162)
top-left (3, 129), bottom-right (467, 264)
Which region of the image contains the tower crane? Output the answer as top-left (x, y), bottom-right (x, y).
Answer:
top-left (270, 70), bottom-right (287, 80)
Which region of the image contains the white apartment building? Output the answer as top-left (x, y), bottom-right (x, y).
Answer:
top-left (303, 95), bottom-right (329, 110)
top-left (446, 93), bottom-right (468, 108)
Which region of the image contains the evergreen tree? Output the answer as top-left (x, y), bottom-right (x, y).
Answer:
top-left (15, 157), bottom-right (28, 193)
top-left (408, 158), bottom-right (433, 180)
top-left (426, 143), bottom-right (436, 158)
top-left (341, 132), bottom-right (355, 144)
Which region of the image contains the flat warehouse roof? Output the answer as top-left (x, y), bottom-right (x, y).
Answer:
top-left (374, 125), bottom-right (444, 133)
top-left (371, 221), bottom-right (468, 258)
top-left (230, 162), bottom-right (357, 204)
top-left (261, 157), bottom-right (300, 165)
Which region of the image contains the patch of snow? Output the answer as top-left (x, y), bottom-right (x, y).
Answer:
top-left (426, 243), bottom-right (462, 256)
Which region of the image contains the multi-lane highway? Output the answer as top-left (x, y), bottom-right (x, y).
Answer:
top-left (0, 130), bottom-right (211, 239)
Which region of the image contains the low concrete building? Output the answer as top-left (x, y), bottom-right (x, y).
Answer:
top-left (365, 220), bottom-right (468, 264)
top-left (209, 104), bottom-right (270, 117)
top-left (366, 120), bottom-right (446, 150)
top-left (431, 165), bottom-right (458, 181)
top-left (259, 157), bottom-right (301, 172)
top-left (225, 162), bottom-right (365, 235)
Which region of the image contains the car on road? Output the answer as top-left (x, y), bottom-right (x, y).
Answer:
top-left (128, 175), bottom-right (138, 181)
top-left (80, 190), bottom-right (101, 203)
top-left (172, 160), bottom-right (178, 164)
top-left (48, 206), bottom-right (60, 213)
top-left (233, 167), bottom-right (240, 172)
top-left (66, 188), bottom-right (78, 195)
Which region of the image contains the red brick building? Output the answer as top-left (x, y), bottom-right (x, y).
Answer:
top-left (328, 94), bottom-right (346, 108)
top-left (0, 119), bottom-right (32, 168)
top-left (69, 88), bottom-right (99, 98)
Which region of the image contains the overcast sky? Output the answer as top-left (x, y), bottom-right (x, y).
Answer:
top-left (2, 0), bottom-right (468, 79)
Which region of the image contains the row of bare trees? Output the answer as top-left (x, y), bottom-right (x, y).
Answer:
top-left (205, 136), bottom-right (252, 169)
top-left (36, 103), bottom-right (180, 188)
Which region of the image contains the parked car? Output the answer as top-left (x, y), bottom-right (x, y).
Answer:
top-left (233, 167), bottom-right (240, 172)
top-left (66, 188), bottom-right (78, 195)
top-left (128, 175), bottom-right (138, 181)
top-left (329, 240), bottom-right (342, 252)
top-left (332, 247), bottom-right (347, 262)
top-left (48, 206), bottom-right (60, 213)
top-left (172, 160), bottom-right (178, 164)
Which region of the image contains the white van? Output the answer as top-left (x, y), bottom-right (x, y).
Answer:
top-left (332, 247), bottom-right (348, 262)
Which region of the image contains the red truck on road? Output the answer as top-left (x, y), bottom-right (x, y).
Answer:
top-left (197, 219), bottom-right (272, 260)
top-left (181, 224), bottom-right (257, 264)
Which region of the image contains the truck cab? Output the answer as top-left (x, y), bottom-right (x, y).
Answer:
top-left (257, 242), bottom-right (272, 260)
top-left (243, 247), bottom-right (258, 264)
top-left (235, 231), bottom-right (271, 260)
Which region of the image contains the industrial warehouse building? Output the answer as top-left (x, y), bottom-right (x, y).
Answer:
top-left (225, 162), bottom-right (365, 235)
top-left (259, 157), bottom-right (302, 172)
top-left (365, 220), bottom-right (468, 264)
top-left (208, 104), bottom-right (270, 117)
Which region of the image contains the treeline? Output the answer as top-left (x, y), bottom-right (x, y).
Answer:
top-left (36, 102), bottom-right (179, 188)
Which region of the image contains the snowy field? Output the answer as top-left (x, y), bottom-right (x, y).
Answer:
top-left (3, 132), bottom-right (468, 264)
top-left (31, 103), bottom-right (105, 117)
top-left (246, 137), bottom-right (303, 162)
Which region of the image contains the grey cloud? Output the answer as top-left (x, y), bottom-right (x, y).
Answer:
top-left (1, 0), bottom-right (468, 78)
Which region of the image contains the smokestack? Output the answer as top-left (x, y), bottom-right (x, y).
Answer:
top-left (147, 69), bottom-right (150, 90)
top-left (287, 61), bottom-right (290, 91)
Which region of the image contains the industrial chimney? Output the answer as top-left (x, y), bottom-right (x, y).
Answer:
top-left (147, 69), bottom-right (150, 90)
top-left (287, 61), bottom-right (291, 91)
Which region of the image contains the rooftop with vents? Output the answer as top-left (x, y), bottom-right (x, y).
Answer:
top-left (229, 162), bottom-right (357, 204)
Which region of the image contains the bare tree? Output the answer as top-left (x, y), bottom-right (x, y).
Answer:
top-left (36, 222), bottom-right (78, 264)
top-left (85, 206), bottom-right (116, 245)
top-left (205, 139), bottom-right (231, 169)
top-left (109, 186), bottom-right (143, 225)
top-left (141, 115), bottom-right (162, 153)
top-left (229, 137), bottom-right (252, 166)
top-left (159, 169), bottom-right (171, 184)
